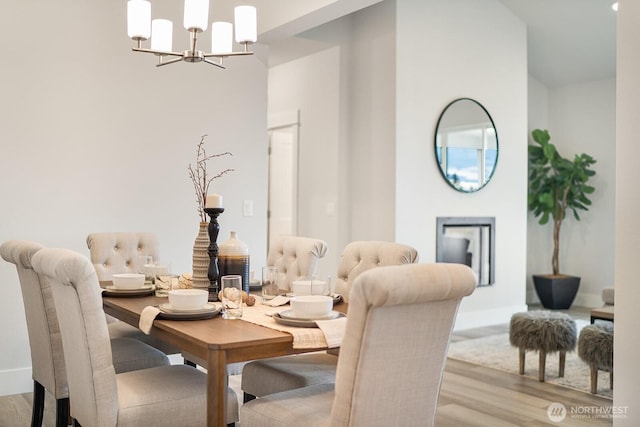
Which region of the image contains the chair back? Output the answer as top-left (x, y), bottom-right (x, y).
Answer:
top-left (266, 235), bottom-right (328, 291)
top-left (31, 247), bottom-right (118, 426)
top-left (0, 240), bottom-right (69, 399)
top-left (86, 232), bottom-right (159, 281)
top-left (335, 241), bottom-right (418, 302)
top-left (331, 263), bottom-right (476, 426)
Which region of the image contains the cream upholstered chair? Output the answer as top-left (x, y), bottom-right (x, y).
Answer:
top-left (0, 240), bottom-right (170, 427)
top-left (181, 234), bottom-right (329, 372)
top-left (241, 241), bottom-right (418, 401)
top-left (240, 262), bottom-right (477, 427)
top-left (86, 232), bottom-right (160, 280)
top-left (30, 247), bottom-right (238, 427)
top-left (86, 232), bottom-right (180, 356)
top-left (333, 240), bottom-right (419, 303)
top-left (266, 235), bottom-right (328, 292)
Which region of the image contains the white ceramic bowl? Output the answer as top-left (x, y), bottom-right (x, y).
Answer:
top-left (291, 280), bottom-right (327, 296)
top-left (168, 289), bottom-right (208, 310)
top-left (111, 273), bottom-right (145, 289)
top-left (290, 295), bottom-right (333, 318)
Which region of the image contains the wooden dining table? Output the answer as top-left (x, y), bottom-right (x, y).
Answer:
top-left (102, 293), bottom-right (344, 427)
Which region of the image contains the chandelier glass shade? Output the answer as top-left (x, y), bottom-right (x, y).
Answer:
top-left (127, 0), bottom-right (257, 68)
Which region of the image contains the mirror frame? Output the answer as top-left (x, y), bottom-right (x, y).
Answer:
top-left (434, 98), bottom-right (499, 193)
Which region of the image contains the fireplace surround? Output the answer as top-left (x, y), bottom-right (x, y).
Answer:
top-left (436, 216), bottom-right (495, 286)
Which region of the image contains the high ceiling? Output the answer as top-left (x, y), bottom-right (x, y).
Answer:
top-left (499, 0), bottom-right (617, 87)
top-left (260, 0), bottom-right (617, 88)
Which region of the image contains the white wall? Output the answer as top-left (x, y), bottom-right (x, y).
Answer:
top-left (525, 76), bottom-right (549, 302)
top-left (268, 45), bottom-right (343, 276)
top-left (526, 79), bottom-right (616, 307)
top-left (396, 0), bottom-right (529, 328)
top-left (270, 0), bottom-right (529, 327)
top-left (0, 0), bottom-right (268, 395)
top-left (614, 0), bottom-right (640, 421)
top-left (268, 1), bottom-right (397, 276)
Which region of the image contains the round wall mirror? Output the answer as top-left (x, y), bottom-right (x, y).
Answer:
top-left (434, 98), bottom-right (498, 192)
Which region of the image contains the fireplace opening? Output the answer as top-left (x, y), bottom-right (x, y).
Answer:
top-left (436, 216), bottom-right (495, 286)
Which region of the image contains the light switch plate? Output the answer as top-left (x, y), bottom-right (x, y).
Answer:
top-left (243, 200), bottom-right (253, 217)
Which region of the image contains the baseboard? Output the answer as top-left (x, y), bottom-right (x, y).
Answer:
top-left (454, 304), bottom-right (528, 331)
top-left (573, 292), bottom-right (604, 309)
top-left (0, 366), bottom-right (33, 397)
top-left (528, 289), bottom-right (602, 310)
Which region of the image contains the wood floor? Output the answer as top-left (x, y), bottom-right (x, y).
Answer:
top-left (0, 306), bottom-right (613, 426)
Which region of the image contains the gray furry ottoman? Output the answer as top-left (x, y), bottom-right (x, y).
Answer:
top-left (578, 322), bottom-right (613, 394)
top-left (509, 310), bottom-right (577, 382)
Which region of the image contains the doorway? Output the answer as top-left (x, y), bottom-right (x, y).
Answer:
top-left (267, 110), bottom-right (300, 250)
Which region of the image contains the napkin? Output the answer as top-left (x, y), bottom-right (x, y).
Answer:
top-left (139, 306), bottom-right (161, 334)
top-left (315, 316), bottom-right (347, 348)
top-left (262, 295), bottom-right (290, 307)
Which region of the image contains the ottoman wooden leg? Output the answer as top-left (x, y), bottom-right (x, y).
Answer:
top-left (538, 350), bottom-right (547, 382)
top-left (559, 351), bottom-right (566, 377)
top-left (519, 348), bottom-right (525, 374)
top-left (610, 369), bottom-right (613, 390)
top-left (590, 364), bottom-right (598, 393)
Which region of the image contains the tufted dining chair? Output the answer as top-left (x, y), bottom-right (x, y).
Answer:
top-left (0, 240), bottom-right (171, 427)
top-left (86, 232), bottom-right (180, 356)
top-left (181, 234), bottom-right (329, 373)
top-left (86, 232), bottom-right (160, 281)
top-left (266, 235), bottom-right (328, 292)
top-left (240, 262), bottom-right (477, 427)
top-left (30, 246), bottom-right (238, 427)
top-left (240, 241), bottom-right (418, 401)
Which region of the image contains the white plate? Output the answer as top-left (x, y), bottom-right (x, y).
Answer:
top-left (106, 284), bottom-right (154, 293)
top-left (279, 309), bottom-right (340, 321)
top-left (272, 312), bottom-right (346, 328)
top-left (159, 302), bottom-right (218, 314)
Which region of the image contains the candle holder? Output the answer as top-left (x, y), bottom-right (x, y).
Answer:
top-left (204, 207), bottom-right (224, 301)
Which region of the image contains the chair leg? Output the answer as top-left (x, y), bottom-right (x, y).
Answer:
top-left (67, 400), bottom-right (73, 426)
top-left (538, 350), bottom-right (546, 382)
top-left (610, 368), bottom-right (614, 389)
top-left (31, 381), bottom-right (45, 427)
top-left (518, 348), bottom-right (525, 374)
top-left (55, 398), bottom-right (70, 427)
top-left (558, 351), bottom-right (566, 377)
top-left (243, 392), bottom-right (256, 403)
top-left (590, 364), bottom-right (598, 394)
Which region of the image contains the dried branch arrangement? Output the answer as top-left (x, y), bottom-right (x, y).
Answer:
top-left (188, 134), bottom-right (234, 222)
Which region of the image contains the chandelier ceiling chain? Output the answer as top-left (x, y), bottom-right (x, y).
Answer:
top-left (127, 0), bottom-right (257, 68)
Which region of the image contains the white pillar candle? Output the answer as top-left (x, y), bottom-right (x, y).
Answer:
top-left (205, 194), bottom-right (223, 208)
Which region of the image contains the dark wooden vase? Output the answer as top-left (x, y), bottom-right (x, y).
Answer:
top-left (533, 274), bottom-right (581, 309)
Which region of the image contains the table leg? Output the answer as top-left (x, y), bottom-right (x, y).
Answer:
top-left (207, 349), bottom-right (228, 427)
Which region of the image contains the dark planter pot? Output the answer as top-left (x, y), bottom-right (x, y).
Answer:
top-left (533, 274), bottom-right (581, 309)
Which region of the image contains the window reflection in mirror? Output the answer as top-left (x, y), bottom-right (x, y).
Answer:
top-left (435, 98), bottom-right (498, 192)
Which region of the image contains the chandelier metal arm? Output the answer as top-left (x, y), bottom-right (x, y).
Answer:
top-left (203, 59), bottom-right (226, 69)
top-left (156, 56), bottom-right (184, 67)
top-left (132, 47), bottom-right (183, 57)
top-left (202, 51), bottom-right (253, 58)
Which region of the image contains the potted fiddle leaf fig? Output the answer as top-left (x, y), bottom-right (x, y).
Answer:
top-left (528, 129), bottom-right (596, 309)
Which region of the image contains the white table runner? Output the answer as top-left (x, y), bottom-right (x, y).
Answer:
top-left (240, 302), bottom-right (346, 349)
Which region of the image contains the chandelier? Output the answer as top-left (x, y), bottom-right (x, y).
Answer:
top-left (126, 0), bottom-right (257, 68)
